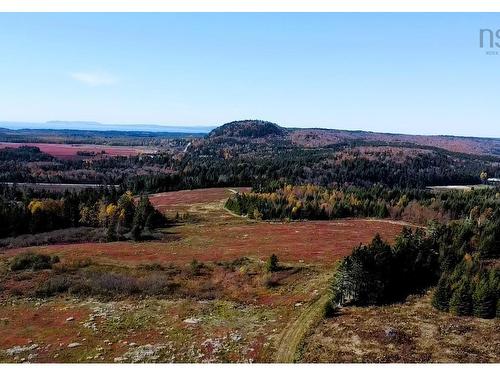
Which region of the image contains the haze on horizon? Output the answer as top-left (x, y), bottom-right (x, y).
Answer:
top-left (1, 13), bottom-right (499, 138)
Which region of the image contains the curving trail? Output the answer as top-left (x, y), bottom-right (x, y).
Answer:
top-left (274, 275), bottom-right (333, 363)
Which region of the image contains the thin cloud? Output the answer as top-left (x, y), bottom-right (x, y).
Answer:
top-left (70, 71), bottom-right (117, 87)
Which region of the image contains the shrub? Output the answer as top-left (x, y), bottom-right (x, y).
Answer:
top-left (322, 300), bottom-right (339, 318)
top-left (36, 275), bottom-right (71, 297)
top-left (139, 263), bottom-right (165, 271)
top-left (262, 273), bottom-right (280, 288)
top-left (10, 252), bottom-right (56, 271)
top-left (53, 258), bottom-right (91, 273)
top-left (86, 272), bottom-right (140, 296)
top-left (0, 227), bottom-right (106, 250)
top-left (137, 275), bottom-right (179, 296)
top-left (190, 259), bottom-right (205, 275)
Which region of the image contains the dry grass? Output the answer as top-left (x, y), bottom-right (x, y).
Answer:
top-left (299, 291), bottom-right (499, 363)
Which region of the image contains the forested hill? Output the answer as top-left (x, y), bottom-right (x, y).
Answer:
top-left (202, 119), bottom-right (500, 157)
top-left (208, 120), bottom-right (286, 138)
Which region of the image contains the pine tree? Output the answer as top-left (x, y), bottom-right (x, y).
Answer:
top-left (472, 278), bottom-right (496, 319)
top-left (266, 254), bottom-right (279, 272)
top-left (449, 279), bottom-right (473, 316)
top-left (432, 274), bottom-right (451, 311)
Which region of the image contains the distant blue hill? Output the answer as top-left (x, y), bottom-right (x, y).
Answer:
top-left (0, 121), bottom-right (214, 134)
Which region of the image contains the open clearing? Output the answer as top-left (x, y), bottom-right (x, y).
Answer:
top-left (1, 187), bottom-right (497, 363)
top-left (0, 220), bottom-right (407, 266)
top-left (148, 187), bottom-right (251, 213)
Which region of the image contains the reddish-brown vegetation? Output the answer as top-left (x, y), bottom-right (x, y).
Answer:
top-left (290, 128), bottom-right (500, 156)
top-left (0, 142), bottom-right (150, 160)
top-left (148, 187), bottom-right (251, 214)
top-left (0, 219), bottom-right (408, 266)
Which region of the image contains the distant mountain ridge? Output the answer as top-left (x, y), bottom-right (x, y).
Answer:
top-left (0, 121), bottom-right (213, 134)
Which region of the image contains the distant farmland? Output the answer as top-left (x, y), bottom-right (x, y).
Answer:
top-left (0, 142), bottom-right (154, 160)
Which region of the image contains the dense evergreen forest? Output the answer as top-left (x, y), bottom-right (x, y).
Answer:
top-left (126, 147), bottom-right (496, 192)
top-left (331, 217), bottom-right (500, 319)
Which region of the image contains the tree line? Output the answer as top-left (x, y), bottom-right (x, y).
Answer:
top-left (225, 183), bottom-right (500, 225)
top-left (0, 185), bottom-right (166, 241)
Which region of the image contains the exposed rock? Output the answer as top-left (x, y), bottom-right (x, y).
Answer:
top-left (4, 344), bottom-right (39, 356)
top-left (230, 333), bottom-right (242, 342)
top-left (183, 317), bottom-right (201, 324)
top-left (122, 344), bottom-right (166, 363)
top-left (384, 327), bottom-right (397, 339)
top-left (67, 342), bottom-right (82, 348)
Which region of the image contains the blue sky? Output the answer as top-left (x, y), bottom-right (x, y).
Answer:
top-left (0, 13), bottom-right (499, 137)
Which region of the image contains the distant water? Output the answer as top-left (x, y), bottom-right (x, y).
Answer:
top-left (0, 121), bottom-right (214, 134)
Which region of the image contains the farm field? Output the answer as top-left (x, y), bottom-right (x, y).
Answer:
top-left (0, 188), bottom-right (498, 363)
top-left (0, 142), bottom-right (153, 160)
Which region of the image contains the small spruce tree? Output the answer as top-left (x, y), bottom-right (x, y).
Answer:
top-left (266, 254), bottom-right (279, 273)
top-left (449, 279), bottom-right (473, 316)
top-left (472, 278), bottom-right (496, 319)
top-left (432, 274), bottom-right (452, 311)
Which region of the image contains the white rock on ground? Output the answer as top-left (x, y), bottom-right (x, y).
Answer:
top-left (183, 317), bottom-right (201, 324)
top-left (4, 344), bottom-right (39, 356)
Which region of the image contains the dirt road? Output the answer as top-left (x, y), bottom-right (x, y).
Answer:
top-left (274, 278), bottom-right (332, 363)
